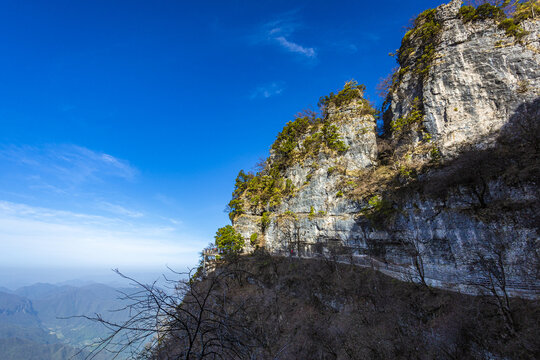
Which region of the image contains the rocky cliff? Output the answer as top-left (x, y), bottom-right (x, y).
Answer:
top-left (228, 0), bottom-right (539, 296)
top-left (388, 0), bottom-right (540, 154)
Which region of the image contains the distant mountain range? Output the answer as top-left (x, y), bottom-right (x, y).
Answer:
top-left (0, 282), bottom-right (137, 360)
top-left (0, 287), bottom-right (13, 294)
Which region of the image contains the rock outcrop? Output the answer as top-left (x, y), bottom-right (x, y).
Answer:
top-left (389, 0), bottom-right (540, 154)
top-left (230, 0), bottom-right (539, 296)
top-left (234, 89), bottom-right (378, 255)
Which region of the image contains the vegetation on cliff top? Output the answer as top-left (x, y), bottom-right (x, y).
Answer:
top-left (227, 80), bottom-right (375, 222)
top-left (380, 5), bottom-right (443, 139)
top-left (396, 8), bottom-right (442, 83)
top-left (459, 1), bottom-right (539, 41)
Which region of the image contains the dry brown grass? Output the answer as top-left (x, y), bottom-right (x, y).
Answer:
top-left (157, 252), bottom-right (540, 359)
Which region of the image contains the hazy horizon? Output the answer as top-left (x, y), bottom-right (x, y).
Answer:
top-left (0, 264), bottom-right (196, 290)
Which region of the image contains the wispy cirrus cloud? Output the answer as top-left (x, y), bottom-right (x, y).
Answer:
top-left (0, 144), bottom-right (138, 185)
top-left (330, 40), bottom-right (358, 54)
top-left (254, 13), bottom-right (317, 59)
top-left (274, 36), bottom-right (315, 57)
top-left (0, 144), bottom-right (138, 201)
top-left (97, 201), bottom-right (144, 218)
top-left (0, 143), bottom-right (149, 229)
top-left (250, 82), bottom-right (285, 99)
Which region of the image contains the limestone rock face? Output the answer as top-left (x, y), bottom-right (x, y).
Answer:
top-left (234, 98), bottom-right (377, 253)
top-left (274, 102), bottom-right (377, 214)
top-left (389, 0), bottom-right (540, 155)
top-left (232, 1), bottom-right (539, 295)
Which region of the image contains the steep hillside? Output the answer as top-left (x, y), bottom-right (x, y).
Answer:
top-left (0, 290), bottom-right (92, 360)
top-left (154, 252), bottom-right (540, 359)
top-left (0, 291), bottom-right (41, 328)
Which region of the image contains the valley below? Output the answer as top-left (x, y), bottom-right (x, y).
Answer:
top-left (0, 282), bottom-right (136, 360)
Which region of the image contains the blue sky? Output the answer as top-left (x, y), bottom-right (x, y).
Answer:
top-left (0, 0), bottom-right (448, 287)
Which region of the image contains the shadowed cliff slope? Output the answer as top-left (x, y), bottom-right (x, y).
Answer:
top-left (154, 252), bottom-right (540, 359)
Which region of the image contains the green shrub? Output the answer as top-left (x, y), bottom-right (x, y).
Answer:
top-left (430, 147), bottom-right (441, 163)
top-left (228, 168), bottom-right (291, 220)
top-left (498, 18), bottom-right (529, 40)
top-left (459, 2), bottom-right (531, 41)
top-left (322, 123), bottom-right (348, 152)
top-left (272, 114), bottom-right (318, 165)
top-left (459, 5), bottom-right (477, 22)
top-left (476, 3), bottom-right (506, 21)
top-left (250, 233), bottom-right (259, 246)
top-left (285, 179), bottom-right (295, 196)
top-left (362, 195), bottom-right (395, 228)
top-left (215, 225), bottom-right (244, 254)
top-left (336, 190), bottom-right (344, 198)
top-left (395, 8), bottom-right (442, 83)
top-left (227, 198), bottom-right (244, 221)
top-left (318, 80), bottom-right (366, 110)
top-left (513, 0), bottom-right (540, 22)
top-left (260, 212), bottom-right (271, 232)
top-left (309, 206), bottom-right (315, 220)
top-left (460, 3), bottom-right (506, 22)
top-left (227, 170), bottom-right (255, 220)
top-left (391, 97), bottom-right (424, 135)
top-left (283, 210), bottom-right (298, 220)
top-left (270, 105), bottom-right (348, 171)
top-left (399, 166), bottom-right (415, 179)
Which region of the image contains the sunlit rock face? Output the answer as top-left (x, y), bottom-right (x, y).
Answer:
top-left (389, 0), bottom-right (540, 155)
top-left (233, 0), bottom-right (539, 295)
top-left (234, 98), bottom-right (378, 254)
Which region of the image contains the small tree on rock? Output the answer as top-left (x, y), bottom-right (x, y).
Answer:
top-left (215, 225), bottom-right (245, 255)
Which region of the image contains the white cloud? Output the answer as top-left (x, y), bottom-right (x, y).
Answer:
top-left (0, 144), bottom-right (138, 185)
top-left (274, 36), bottom-right (315, 57)
top-left (254, 15), bottom-right (317, 59)
top-left (250, 82), bottom-right (285, 99)
top-left (0, 200), bottom-right (203, 269)
top-left (97, 201), bottom-right (144, 218)
top-left (330, 40), bottom-right (358, 54)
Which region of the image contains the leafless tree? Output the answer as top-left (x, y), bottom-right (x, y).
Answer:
top-left (400, 234), bottom-right (432, 288)
top-left (278, 215), bottom-right (302, 257)
top-left (80, 265), bottom-right (259, 360)
top-left (467, 227), bottom-right (522, 336)
top-left (470, 245), bottom-right (516, 334)
top-left (468, 220), bottom-right (539, 336)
